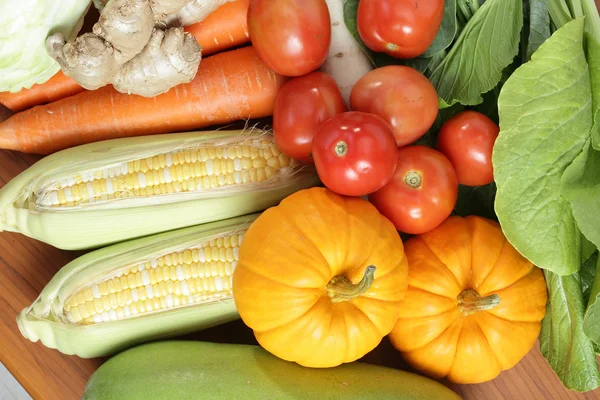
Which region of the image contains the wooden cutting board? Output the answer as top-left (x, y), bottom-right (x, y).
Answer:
top-left (1, 144), bottom-right (600, 400)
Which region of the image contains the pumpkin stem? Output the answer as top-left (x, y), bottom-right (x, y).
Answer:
top-left (326, 265), bottom-right (376, 303)
top-left (457, 289), bottom-right (501, 316)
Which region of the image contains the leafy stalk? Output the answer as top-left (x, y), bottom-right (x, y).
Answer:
top-left (548, 0), bottom-right (600, 43)
top-left (458, 0), bottom-right (473, 22)
top-left (468, 0), bottom-right (480, 14)
top-left (548, 0), bottom-right (574, 28)
top-left (580, 0), bottom-right (600, 43)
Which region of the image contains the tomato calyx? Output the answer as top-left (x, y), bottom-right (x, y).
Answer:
top-left (334, 140), bottom-right (348, 157)
top-left (457, 289), bottom-right (501, 316)
top-left (386, 43), bottom-right (399, 52)
top-left (404, 171), bottom-right (422, 189)
top-left (326, 265), bottom-right (376, 303)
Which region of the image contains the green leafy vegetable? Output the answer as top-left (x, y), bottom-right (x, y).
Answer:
top-left (581, 251), bottom-right (599, 303)
top-left (422, 0), bottom-right (458, 58)
top-left (525, 0), bottom-right (552, 61)
top-left (579, 0), bottom-right (600, 43)
top-left (428, 0), bottom-right (523, 106)
top-left (540, 269), bottom-right (600, 392)
top-left (561, 140), bottom-right (600, 250)
top-left (587, 35), bottom-right (600, 149)
top-left (583, 237), bottom-right (598, 269)
top-left (584, 255), bottom-right (600, 348)
top-left (0, 0), bottom-right (91, 92)
top-left (493, 18), bottom-right (592, 275)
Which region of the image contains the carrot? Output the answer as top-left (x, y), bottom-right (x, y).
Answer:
top-left (0, 72), bottom-right (84, 113)
top-left (185, 0), bottom-right (250, 55)
top-left (0, 1), bottom-right (251, 113)
top-left (0, 46), bottom-right (287, 155)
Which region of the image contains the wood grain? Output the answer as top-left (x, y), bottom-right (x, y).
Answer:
top-left (0, 146), bottom-right (599, 400)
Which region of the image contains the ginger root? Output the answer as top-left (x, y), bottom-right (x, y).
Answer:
top-left (112, 28), bottom-right (201, 97)
top-left (46, 0), bottom-right (231, 97)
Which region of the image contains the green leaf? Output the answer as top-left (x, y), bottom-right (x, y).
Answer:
top-left (584, 256), bottom-right (600, 348)
top-left (540, 270), bottom-right (600, 392)
top-left (428, 0), bottom-right (523, 106)
top-left (422, 0), bottom-right (458, 58)
top-left (525, 0), bottom-right (552, 61)
top-left (561, 140), bottom-right (600, 250)
top-left (581, 251), bottom-right (598, 305)
top-left (453, 183), bottom-right (497, 221)
top-left (493, 19), bottom-right (592, 275)
top-left (587, 35), bottom-right (600, 149)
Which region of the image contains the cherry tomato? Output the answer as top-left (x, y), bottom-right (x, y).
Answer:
top-left (312, 111), bottom-right (398, 197)
top-left (273, 72), bottom-right (347, 164)
top-left (350, 66), bottom-right (439, 147)
top-left (436, 111), bottom-right (500, 186)
top-left (247, 0), bottom-right (331, 76)
top-left (369, 146), bottom-right (458, 234)
top-left (357, 0), bottom-right (445, 59)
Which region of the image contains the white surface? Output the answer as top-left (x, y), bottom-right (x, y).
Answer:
top-left (0, 362), bottom-right (31, 400)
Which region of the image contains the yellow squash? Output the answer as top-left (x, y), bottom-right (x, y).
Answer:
top-left (389, 215), bottom-right (548, 384)
top-left (233, 187), bottom-right (408, 368)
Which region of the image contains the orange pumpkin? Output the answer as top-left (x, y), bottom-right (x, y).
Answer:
top-left (232, 187), bottom-right (408, 368)
top-left (388, 215), bottom-right (547, 384)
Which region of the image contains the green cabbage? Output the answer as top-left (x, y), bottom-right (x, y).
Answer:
top-left (0, 0), bottom-right (91, 93)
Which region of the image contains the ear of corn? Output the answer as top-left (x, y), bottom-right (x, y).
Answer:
top-left (0, 128), bottom-right (319, 250)
top-left (17, 215), bottom-right (257, 358)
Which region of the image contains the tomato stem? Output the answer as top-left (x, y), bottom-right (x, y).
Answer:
top-left (326, 265), bottom-right (376, 303)
top-left (404, 171), bottom-right (422, 188)
top-left (457, 289), bottom-right (501, 315)
top-left (334, 140), bottom-right (348, 157)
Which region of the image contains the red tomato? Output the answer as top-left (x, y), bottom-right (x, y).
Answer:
top-left (312, 111), bottom-right (398, 197)
top-left (247, 0), bottom-right (331, 76)
top-left (357, 0), bottom-right (445, 59)
top-left (273, 72), bottom-right (347, 164)
top-left (350, 66), bottom-right (439, 147)
top-left (436, 111), bottom-right (500, 186)
top-left (369, 146), bottom-right (458, 234)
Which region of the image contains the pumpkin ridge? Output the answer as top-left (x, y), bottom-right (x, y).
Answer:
top-left (394, 309), bottom-right (460, 352)
top-left (478, 263), bottom-right (536, 297)
top-left (405, 284), bottom-right (456, 301)
top-left (471, 317), bottom-right (504, 369)
top-left (420, 237), bottom-right (463, 289)
top-left (254, 292), bottom-right (329, 335)
top-left (408, 238), bottom-right (463, 295)
top-left (473, 312), bottom-right (541, 369)
top-left (339, 205), bottom-right (386, 279)
top-left (278, 200), bottom-right (345, 278)
top-left (277, 208), bottom-right (336, 280)
top-left (342, 300), bottom-right (383, 343)
top-left (238, 261), bottom-right (327, 290)
top-left (473, 239), bottom-right (509, 292)
top-left (362, 215), bottom-right (402, 282)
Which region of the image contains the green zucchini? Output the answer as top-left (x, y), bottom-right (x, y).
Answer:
top-left (83, 341), bottom-right (462, 400)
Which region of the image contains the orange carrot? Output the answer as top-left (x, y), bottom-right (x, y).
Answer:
top-left (0, 46), bottom-right (286, 155)
top-left (0, 72), bottom-right (84, 113)
top-left (185, 0), bottom-right (250, 55)
top-left (0, 1), bottom-right (251, 113)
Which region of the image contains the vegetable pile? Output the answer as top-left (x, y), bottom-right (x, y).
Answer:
top-left (1, 0), bottom-right (600, 396)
